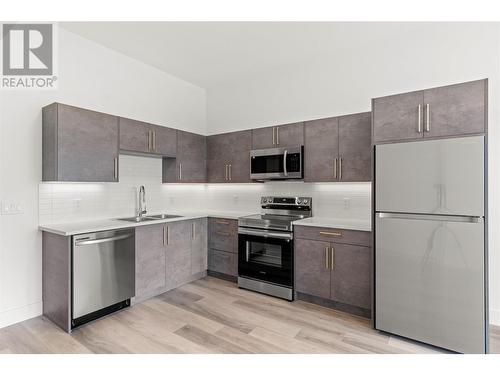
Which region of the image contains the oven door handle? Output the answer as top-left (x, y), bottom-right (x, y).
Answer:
top-left (238, 227), bottom-right (293, 240)
top-left (283, 149), bottom-right (288, 176)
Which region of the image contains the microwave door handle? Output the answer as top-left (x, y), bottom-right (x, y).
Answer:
top-left (283, 149), bottom-right (288, 176)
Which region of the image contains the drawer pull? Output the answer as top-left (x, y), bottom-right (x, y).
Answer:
top-left (319, 231), bottom-right (342, 237)
top-left (215, 231), bottom-right (230, 236)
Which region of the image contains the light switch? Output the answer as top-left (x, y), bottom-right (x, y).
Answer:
top-left (343, 197), bottom-right (351, 209)
top-left (1, 201), bottom-right (25, 215)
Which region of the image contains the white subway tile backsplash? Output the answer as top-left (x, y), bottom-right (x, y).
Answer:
top-left (39, 154), bottom-right (371, 225)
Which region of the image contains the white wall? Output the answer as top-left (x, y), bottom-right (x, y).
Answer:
top-left (207, 23), bottom-right (500, 325)
top-left (0, 26), bottom-right (207, 328)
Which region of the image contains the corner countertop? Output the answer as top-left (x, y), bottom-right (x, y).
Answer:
top-left (38, 210), bottom-right (256, 236)
top-left (293, 217), bottom-right (371, 232)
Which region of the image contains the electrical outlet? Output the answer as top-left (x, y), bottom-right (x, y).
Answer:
top-left (1, 201), bottom-right (25, 215)
top-left (343, 197), bottom-right (351, 209)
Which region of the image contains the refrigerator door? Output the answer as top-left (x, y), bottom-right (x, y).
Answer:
top-left (376, 136), bottom-right (484, 216)
top-left (375, 213), bottom-right (486, 353)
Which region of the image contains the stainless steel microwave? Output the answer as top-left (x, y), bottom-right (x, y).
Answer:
top-left (250, 146), bottom-right (303, 180)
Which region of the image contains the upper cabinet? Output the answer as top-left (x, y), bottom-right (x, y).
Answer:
top-left (42, 103), bottom-right (119, 182)
top-left (251, 122), bottom-right (304, 149)
top-left (372, 79), bottom-right (487, 144)
top-left (163, 130), bottom-right (207, 183)
top-left (119, 117), bottom-right (176, 157)
top-left (207, 130), bottom-right (252, 183)
top-left (304, 112), bottom-right (371, 182)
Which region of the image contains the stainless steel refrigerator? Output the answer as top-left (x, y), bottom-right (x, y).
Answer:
top-left (374, 135), bottom-right (487, 353)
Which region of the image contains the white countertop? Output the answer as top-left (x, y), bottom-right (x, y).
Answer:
top-left (38, 210), bottom-right (256, 236)
top-left (39, 210), bottom-right (371, 236)
top-left (293, 217), bottom-right (371, 232)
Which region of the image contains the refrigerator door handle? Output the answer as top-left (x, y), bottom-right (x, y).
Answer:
top-left (376, 212), bottom-right (483, 223)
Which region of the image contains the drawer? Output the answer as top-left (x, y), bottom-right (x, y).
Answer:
top-left (208, 249), bottom-right (237, 277)
top-left (208, 218), bottom-right (238, 253)
top-left (294, 225), bottom-right (372, 247)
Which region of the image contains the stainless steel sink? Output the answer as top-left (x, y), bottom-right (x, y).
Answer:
top-left (145, 214), bottom-right (183, 220)
top-left (116, 214), bottom-right (183, 222)
top-left (117, 216), bottom-right (157, 223)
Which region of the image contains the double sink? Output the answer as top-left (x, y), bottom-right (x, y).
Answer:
top-left (117, 214), bottom-right (183, 223)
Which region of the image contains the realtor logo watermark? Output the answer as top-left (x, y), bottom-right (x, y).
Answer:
top-left (1, 23), bottom-right (58, 89)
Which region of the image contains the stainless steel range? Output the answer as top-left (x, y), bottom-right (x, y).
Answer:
top-left (238, 196), bottom-right (312, 300)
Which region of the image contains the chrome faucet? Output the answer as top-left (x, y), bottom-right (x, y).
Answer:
top-left (138, 186), bottom-right (147, 217)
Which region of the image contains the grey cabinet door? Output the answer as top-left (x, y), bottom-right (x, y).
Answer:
top-left (56, 104), bottom-right (119, 182)
top-left (274, 122), bottom-right (304, 147)
top-left (191, 218), bottom-right (208, 275)
top-left (252, 126), bottom-right (275, 149)
top-left (165, 220), bottom-right (192, 289)
top-left (338, 112), bottom-right (372, 181)
top-left (153, 124), bottom-right (177, 156)
top-left (208, 218), bottom-right (238, 253)
top-left (119, 117), bottom-right (152, 154)
top-left (207, 134), bottom-right (228, 183)
top-left (207, 130), bottom-right (252, 183)
top-left (330, 243), bottom-right (371, 309)
top-left (208, 249), bottom-right (237, 276)
top-left (177, 130), bottom-right (207, 182)
top-left (372, 91), bottom-right (424, 143)
top-left (252, 122), bottom-right (304, 149)
top-left (423, 79), bottom-right (486, 138)
top-left (304, 117), bottom-right (339, 182)
top-left (227, 130), bottom-right (252, 183)
top-left (295, 238), bottom-right (331, 299)
top-left (135, 224), bottom-right (166, 299)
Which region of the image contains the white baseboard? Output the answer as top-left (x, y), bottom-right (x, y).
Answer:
top-left (0, 302), bottom-right (42, 329)
top-left (490, 308), bottom-right (500, 327)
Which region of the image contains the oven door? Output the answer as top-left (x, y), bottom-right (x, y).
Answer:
top-left (250, 146), bottom-right (303, 180)
top-left (238, 228), bottom-right (293, 287)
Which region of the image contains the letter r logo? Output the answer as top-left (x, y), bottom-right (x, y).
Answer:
top-left (2, 24), bottom-right (53, 75)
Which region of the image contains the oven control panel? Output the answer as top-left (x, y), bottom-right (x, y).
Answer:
top-left (260, 196), bottom-right (312, 207)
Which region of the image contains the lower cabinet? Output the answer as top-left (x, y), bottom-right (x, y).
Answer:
top-left (208, 249), bottom-right (238, 277)
top-left (134, 218), bottom-right (209, 302)
top-left (295, 226), bottom-right (372, 316)
top-left (135, 224), bottom-right (166, 300)
top-left (207, 217), bottom-right (238, 279)
top-left (165, 220), bottom-right (193, 290)
top-left (191, 218), bottom-right (208, 275)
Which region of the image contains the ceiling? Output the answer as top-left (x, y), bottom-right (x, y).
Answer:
top-left (61, 22), bottom-right (427, 89)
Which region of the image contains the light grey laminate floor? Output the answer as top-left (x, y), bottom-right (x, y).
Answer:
top-left (0, 276), bottom-right (498, 354)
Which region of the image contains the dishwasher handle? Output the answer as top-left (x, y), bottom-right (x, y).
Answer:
top-left (75, 233), bottom-right (133, 246)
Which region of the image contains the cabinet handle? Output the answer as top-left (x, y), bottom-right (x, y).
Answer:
top-left (113, 157), bottom-right (118, 180)
top-left (216, 231), bottom-right (230, 236)
top-left (425, 103), bottom-right (430, 132)
top-left (276, 126), bottom-right (279, 145)
top-left (224, 164), bottom-right (228, 180)
top-left (330, 246), bottom-right (335, 270)
top-left (319, 231), bottom-right (342, 237)
top-left (333, 157), bottom-right (338, 179)
top-left (163, 225), bottom-right (167, 246)
top-left (147, 131), bottom-right (151, 150)
top-left (229, 164), bottom-right (232, 181)
top-left (179, 163), bottom-right (182, 180)
top-left (272, 127), bottom-right (275, 145)
top-left (325, 246), bottom-right (330, 269)
top-left (417, 104), bottom-right (422, 133)
top-left (192, 222), bottom-right (195, 239)
top-left (216, 220), bottom-right (230, 225)
top-left (153, 131), bottom-right (156, 151)
top-left (338, 157), bottom-right (343, 180)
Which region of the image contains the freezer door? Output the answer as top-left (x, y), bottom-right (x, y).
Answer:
top-left (376, 136), bottom-right (484, 216)
top-left (375, 214), bottom-right (485, 353)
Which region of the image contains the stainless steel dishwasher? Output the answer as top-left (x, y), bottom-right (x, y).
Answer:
top-left (72, 229), bottom-right (135, 328)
